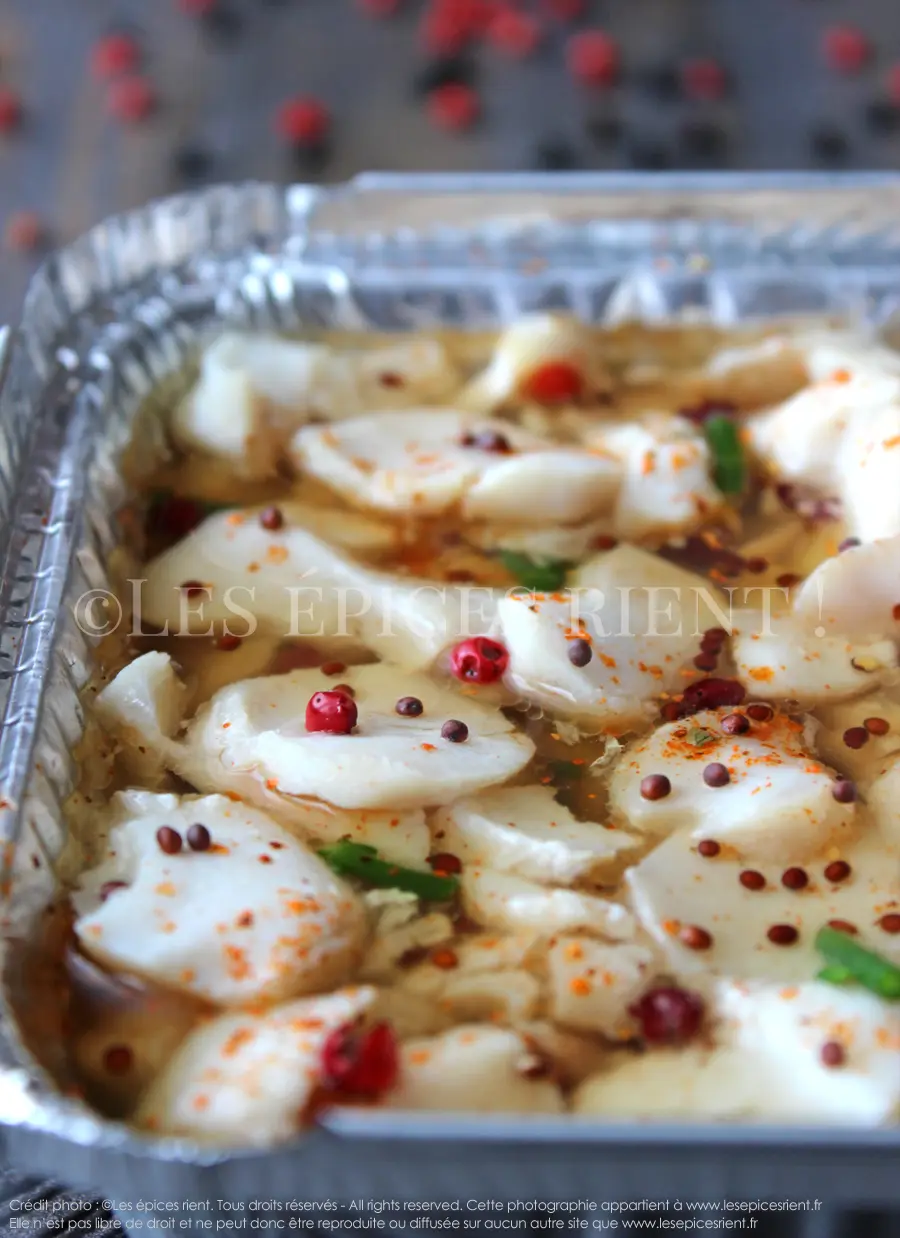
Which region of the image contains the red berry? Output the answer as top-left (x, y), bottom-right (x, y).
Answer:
top-left (275, 97), bottom-right (330, 147)
top-left (0, 88), bottom-right (22, 133)
top-left (420, 6), bottom-right (471, 56)
top-left (680, 677), bottom-right (746, 713)
top-left (321, 1022), bottom-right (399, 1097)
top-left (449, 636), bottom-right (509, 684)
top-left (305, 690), bottom-right (358, 735)
top-left (488, 8), bottom-right (542, 59)
top-left (823, 26), bottom-right (870, 74)
top-left (566, 31), bottom-right (619, 89)
top-left (108, 76), bottom-right (157, 123)
top-left (629, 986), bottom-right (705, 1046)
top-left (356, 0), bottom-right (402, 15)
top-left (4, 211), bottom-right (43, 253)
top-left (520, 361), bottom-right (584, 404)
top-left (446, 0), bottom-right (496, 39)
top-left (427, 83), bottom-right (480, 132)
top-left (681, 58), bottom-right (727, 101)
top-left (91, 33), bottom-right (140, 80)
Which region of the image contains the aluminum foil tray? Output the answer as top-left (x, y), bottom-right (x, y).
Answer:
top-left (1, 173), bottom-right (900, 1211)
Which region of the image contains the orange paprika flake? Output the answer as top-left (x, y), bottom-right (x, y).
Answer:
top-left (520, 361), bottom-right (584, 405)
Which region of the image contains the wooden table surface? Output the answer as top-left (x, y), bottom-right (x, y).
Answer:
top-left (2, 0), bottom-right (900, 322)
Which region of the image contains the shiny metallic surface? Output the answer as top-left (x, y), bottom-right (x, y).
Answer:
top-left (1, 174), bottom-right (900, 1205)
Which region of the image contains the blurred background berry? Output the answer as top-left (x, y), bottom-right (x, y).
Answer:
top-left (2, 0), bottom-right (900, 315)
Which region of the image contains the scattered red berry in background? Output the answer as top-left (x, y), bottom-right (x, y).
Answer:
top-left (681, 58), bottom-right (727, 102)
top-left (823, 26), bottom-right (871, 74)
top-left (305, 689), bottom-right (358, 735)
top-left (542, 0), bottom-right (585, 21)
top-left (108, 76), bottom-right (157, 123)
top-left (488, 8), bottom-right (542, 60)
top-left (450, 636), bottom-right (509, 684)
top-left (420, 7), bottom-right (470, 57)
top-left (321, 1022), bottom-right (399, 1097)
top-left (454, 0), bottom-right (496, 40)
top-left (566, 31), bottom-right (619, 89)
top-left (427, 82), bottom-right (480, 131)
top-left (4, 211), bottom-right (43, 253)
top-left (91, 33), bottom-right (140, 80)
top-left (275, 96), bottom-right (330, 147)
top-left (0, 88), bottom-right (22, 134)
top-left (356, 0), bottom-right (402, 15)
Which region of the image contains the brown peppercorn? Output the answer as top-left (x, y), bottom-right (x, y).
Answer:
top-left (461, 430), bottom-right (512, 454)
top-left (824, 860), bottom-right (851, 883)
top-left (744, 556), bottom-right (768, 574)
top-left (180, 580), bottom-right (206, 597)
top-left (156, 826), bottom-right (182, 855)
top-left (216, 633), bottom-right (242, 652)
top-left (187, 823), bottom-right (211, 852)
top-left (781, 866), bottom-right (809, 891)
top-left (776, 573), bottom-right (801, 589)
top-left (395, 696), bottom-right (424, 717)
top-left (864, 716), bottom-right (890, 736)
top-left (332, 683), bottom-right (355, 698)
top-left (441, 719), bottom-right (469, 743)
top-left (591, 534), bottom-right (619, 551)
top-left (766, 924), bottom-right (799, 946)
top-left (640, 773), bottom-right (671, 801)
top-left (893, 603), bottom-right (900, 621)
top-left (721, 712), bottom-right (750, 735)
top-left (878, 913), bottom-right (900, 934)
top-left (321, 661), bottom-right (347, 677)
top-left (739, 869), bottom-right (766, 891)
top-left (831, 779), bottom-right (857, 804)
top-left (103, 1044), bottom-right (133, 1076)
top-left (827, 919), bottom-right (858, 935)
top-left (397, 946), bottom-right (429, 969)
top-left (746, 703), bottom-right (773, 722)
top-left (843, 726), bottom-right (869, 750)
top-left (259, 506), bottom-right (284, 531)
top-left (703, 627), bottom-right (728, 646)
top-left (820, 1041), bottom-right (845, 1068)
top-left (567, 638), bottom-right (593, 667)
top-left (697, 839), bottom-right (720, 858)
top-left (702, 762), bottom-right (730, 788)
top-left (679, 924), bottom-right (713, 951)
top-left (693, 652), bottom-right (718, 672)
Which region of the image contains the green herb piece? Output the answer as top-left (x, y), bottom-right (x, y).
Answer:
top-left (498, 551), bottom-right (571, 593)
top-left (815, 925), bottom-right (900, 1000)
top-left (816, 964), bottom-right (855, 986)
top-left (318, 840), bottom-right (458, 901)
top-left (704, 415), bottom-right (746, 495)
top-left (687, 727), bottom-right (716, 746)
